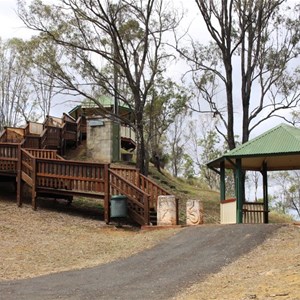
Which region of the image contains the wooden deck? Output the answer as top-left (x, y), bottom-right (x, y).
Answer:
top-left (0, 143), bottom-right (173, 226)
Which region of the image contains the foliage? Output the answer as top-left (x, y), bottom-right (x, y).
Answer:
top-left (166, 113), bottom-right (187, 177)
top-left (177, 0), bottom-right (300, 149)
top-left (18, 0), bottom-right (183, 175)
top-left (271, 171), bottom-right (300, 218)
top-left (0, 38), bottom-right (40, 130)
top-left (144, 76), bottom-right (189, 172)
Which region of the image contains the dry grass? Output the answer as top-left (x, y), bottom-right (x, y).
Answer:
top-left (0, 196), bottom-right (181, 281)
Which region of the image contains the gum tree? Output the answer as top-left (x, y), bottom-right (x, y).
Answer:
top-left (177, 0), bottom-right (300, 149)
top-left (18, 0), bottom-right (182, 174)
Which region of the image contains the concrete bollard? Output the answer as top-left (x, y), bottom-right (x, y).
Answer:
top-left (186, 200), bottom-right (204, 225)
top-left (157, 195), bottom-right (177, 226)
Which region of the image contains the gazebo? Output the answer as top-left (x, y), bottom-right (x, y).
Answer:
top-left (207, 123), bottom-right (300, 224)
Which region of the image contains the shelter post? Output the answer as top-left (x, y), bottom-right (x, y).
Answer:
top-left (236, 159), bottom-right (243, 223)
top-left (262, 162), bottom-right (269, 224)
top-left (220, 161), bottom-right (225, 201)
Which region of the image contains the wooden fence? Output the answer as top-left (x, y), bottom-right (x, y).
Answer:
top-left (243, 202), bottom-right (265, 223)
top-left (20, 149), bottom-right (110, 215)
top-left (0, 143), bottom-right (20, 176)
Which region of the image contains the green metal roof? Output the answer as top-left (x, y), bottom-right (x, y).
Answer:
top-left (207, 124), bottom-right (300, 171)
top-left (226, 123), bottom-right (300, 156)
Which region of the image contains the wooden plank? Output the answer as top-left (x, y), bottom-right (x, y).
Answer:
top-left (21, 171), bottom-right (33, 186)
top-left (36, 187), bottom-right (105, 198)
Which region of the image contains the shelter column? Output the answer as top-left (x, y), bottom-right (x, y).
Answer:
top-left (262, 162), bottom-right (269, 224)
top-left (236, 159), bottom-right (243, 224)
top-left (220, 161), bottom-right (226, 201)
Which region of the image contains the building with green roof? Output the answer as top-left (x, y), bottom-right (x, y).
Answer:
top-left (207, 123), bottom-right (300, 224)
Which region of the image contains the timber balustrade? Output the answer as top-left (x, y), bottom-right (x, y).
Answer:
top-left (243, 202), bottom-right (266, 224)
top-left (0, 127), bottom-right (24, 143)
top-left (0, 142), bottom-right (20, 175)
top-left (0, 114), bottom-right (82, 155)
top-left (109, 169), bottom-right (150, 225)
top-left (20, 148), bottom-right (110, 218)
top-left (24, 149), bottom-right (63, 160)
top-left (111, 166), bottom-right (171, 209)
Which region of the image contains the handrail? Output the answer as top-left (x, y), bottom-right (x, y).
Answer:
top-left (109, 169), bottom-right (150, 225)
top-left (111, 166), bottom-right (171, 209)
top-left (40, 128), bottom-right (48, 149)
top-left (0, 129), bottom-right (7, 141)
top-left (25, 149), bottom-right (62, 160)
top-left (76, 116), bottom-right (82, 144)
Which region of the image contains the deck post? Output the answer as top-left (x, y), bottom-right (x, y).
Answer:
top-left (262, 162), bottom-right (269, 224)
top-left (135, 168), bottom-right (141, 189)
top-left (104, 164), bottom-right (110, 224)
top-left (16, 144), bottom-right (22, 207)
top-left (32, 157), bottom-right (37, 210)
top-left (144, 194), bottom-right (150, 225)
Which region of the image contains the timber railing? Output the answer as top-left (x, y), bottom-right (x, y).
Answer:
top-left (0, 142), bottom-right (20, 175)
top-left (1, 113), bottom-right (84, 155)
top-left (109, 168), bottom-right (150, 225)
top-left (111, 166), bottom-right (171, 209)
top-left (0, 127), bottom-right (24, 143)
top-left (243, 202), bottom-right (266, 224)
top-left (25, 149), bottom-right (63, 160)
top-left (20, 148), bottom-right (109, 212)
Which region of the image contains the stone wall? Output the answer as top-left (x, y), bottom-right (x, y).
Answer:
top-left (86, 117), bottom-right (119, 163)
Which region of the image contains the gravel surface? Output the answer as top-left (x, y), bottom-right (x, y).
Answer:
top-left (0, 224), bottom-right (282, 300)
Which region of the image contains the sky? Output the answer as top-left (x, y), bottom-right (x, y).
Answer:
top-left (0, 0), bottom-right (30, 40)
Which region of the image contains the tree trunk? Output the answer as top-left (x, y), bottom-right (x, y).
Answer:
top-left (135, 111), bottom-right (147, 175)
top-left (224, 63), bottom-right (236, 150)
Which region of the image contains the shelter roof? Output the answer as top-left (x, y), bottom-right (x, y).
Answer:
top-left (207, 123), bottom-right (300, 171)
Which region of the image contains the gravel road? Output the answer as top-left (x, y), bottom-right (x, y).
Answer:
top-left (0, 224), bottom-right (282, 300)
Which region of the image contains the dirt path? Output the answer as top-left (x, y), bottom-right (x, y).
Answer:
top-left (0, 224), bottom-right (282, 300)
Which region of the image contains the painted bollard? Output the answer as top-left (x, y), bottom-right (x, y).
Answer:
top-left (157, 195), bottom-right (177, 226)
top-left (186, 200), bottom-right (204, 225)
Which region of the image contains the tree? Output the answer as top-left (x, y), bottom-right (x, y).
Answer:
top-left (144, 76), bottom-right (189, 172)
top-left (182, 154), bottom-right (195, 179)
top-left (18, 0), bottom-right (182, 174)
top-left (167, 113), bottom-right (186, 177)
top-left (271, 171), bottom-right (300, 218)
top-left (184, 117), bottom-right (221, 188)
top-left (177, 0), bottom-right (300, 149)
top-left (0, 38), bottom-right (39, 130)
top-left (23, 36), bottom-right (66, 119)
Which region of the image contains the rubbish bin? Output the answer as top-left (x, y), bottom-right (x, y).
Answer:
top-left (110, 195), bottom-right (128, 218)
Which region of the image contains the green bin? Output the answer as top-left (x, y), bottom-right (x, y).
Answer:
top-left (110, 195), bottom-right (128, 218)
